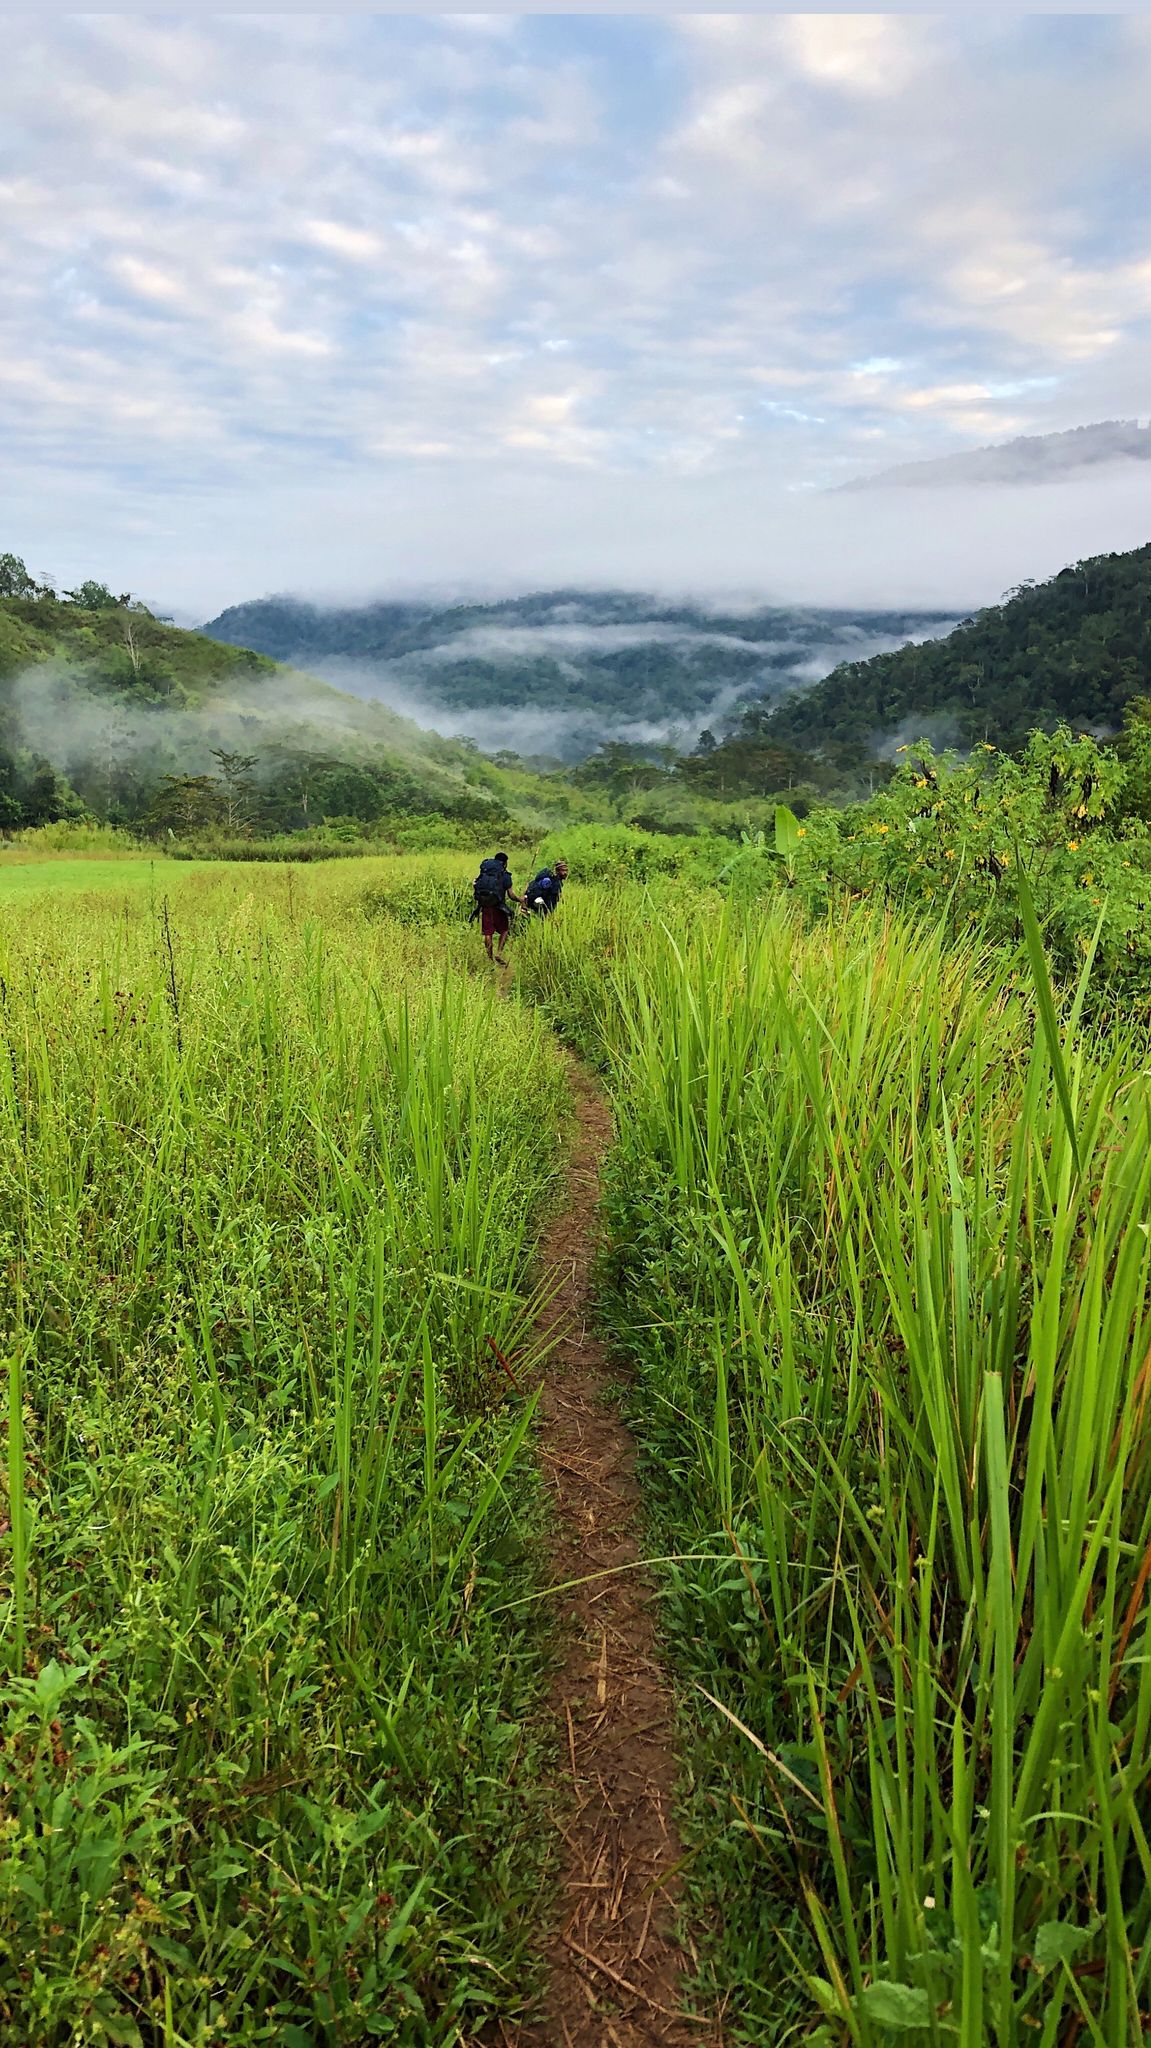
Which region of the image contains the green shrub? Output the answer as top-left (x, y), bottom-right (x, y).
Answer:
top-left (170, 834), bottom-right (369, 862)
top-left (7, 820), bottom-right (143, 855)
top-left (534, 821), bottom-right (722, 885)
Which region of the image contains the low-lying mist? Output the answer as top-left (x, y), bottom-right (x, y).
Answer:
top-left (8, 658), bottom-right (455, 804)
top-left (274, 613), bottom-right (957, 763)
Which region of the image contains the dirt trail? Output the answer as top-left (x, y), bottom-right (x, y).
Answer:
top-left (507, 1056), bottom-right (716, 2048)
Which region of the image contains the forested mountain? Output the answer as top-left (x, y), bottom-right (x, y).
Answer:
top-left (728, 542), bottom-right (1151, 771)
top-left (201, 589), bottom-right (953, 760)
top-left (839, 419), bottom-right (1151, 491)
top-left (0, 564), bottom-right (542, 834)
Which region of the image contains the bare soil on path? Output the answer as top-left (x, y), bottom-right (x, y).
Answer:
top-left (506, 1056), bottom-right (717, 2048)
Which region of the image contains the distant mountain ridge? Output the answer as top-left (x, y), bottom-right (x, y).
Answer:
top-left (200, 588), bottom-right (955, 761)
top-left (839, 419), bottom-right (1151, 492)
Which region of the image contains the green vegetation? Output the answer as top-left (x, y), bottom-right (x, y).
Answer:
top-left (200, 544), bottom-right (1151, 807)
top-left (516, 878), bottom-right (1151, 2044)
top-left (0, 862), bottom-right (567, 2043)
top-left (7, 530), bottom-right (1151, 2042)
top-left (744, 541), bottom-right (1151, 770)
top-left (713, 724), bottom-right (1151, 1006)
top-left (4, 816), bottom-right (1151, 2041)
top-left (0, 858), bottom-right (174, 901)
top-left (9, 542), bottom-right (1151, 865)
top-left (517, 543), bottom-right (1151, 816)
top-left (0, 561), bottom-right (598, 842)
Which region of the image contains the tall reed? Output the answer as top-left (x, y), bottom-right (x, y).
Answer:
top-left (521, 884), bottom-right (1151, 2043)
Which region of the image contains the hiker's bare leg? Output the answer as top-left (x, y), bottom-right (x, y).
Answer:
top-left (484, 933), bottom-right (494, 960)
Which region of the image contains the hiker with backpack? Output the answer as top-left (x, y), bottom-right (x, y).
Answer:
top-left (470, 852), bottom-right (522, 963)
top-left (523, 859), bottom-right (568, 916)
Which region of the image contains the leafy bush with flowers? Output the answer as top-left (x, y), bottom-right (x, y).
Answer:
top-left (774, 727), bottom-right (1151, 998)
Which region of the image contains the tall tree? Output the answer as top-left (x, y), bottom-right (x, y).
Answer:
top-left (209, 749), bottom-right (260, 834)
top-left (0, 553), bottom-right (39, 599)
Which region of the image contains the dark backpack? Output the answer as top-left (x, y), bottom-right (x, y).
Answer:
top-left (473, 858), bottom-right (507, 907)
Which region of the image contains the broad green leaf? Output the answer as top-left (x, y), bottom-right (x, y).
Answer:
top-left (857, 1981), bottom-right (932, 2029)
top-left (809, 1975), bottom-right (846, 2019)
top-left (33, 1659), bottom-right (82, 1714)
top-left (1032, 1921), bottom-right (1092, 1971)
top-left (775, 803), bottom-right (801, 858)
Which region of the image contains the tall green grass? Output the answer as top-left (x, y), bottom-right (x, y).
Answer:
top-left (0, 870), bottom-right (567, 2044)
top-left (518, 885), bottom-right (1151, 2044)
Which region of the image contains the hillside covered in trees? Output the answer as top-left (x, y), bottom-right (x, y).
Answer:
top-left (0, 556), bottom-right (557, 837)
top-left (698, 542), bottom-right (1151, 785)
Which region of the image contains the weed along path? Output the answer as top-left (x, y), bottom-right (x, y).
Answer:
top-left (511, 1055), bottom-right (713, 2048)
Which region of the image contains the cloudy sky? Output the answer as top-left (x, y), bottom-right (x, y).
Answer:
top-left (3, 12), bottom-right (1150, 615)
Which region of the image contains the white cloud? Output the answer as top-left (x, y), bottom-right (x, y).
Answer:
top-left (0, 13), bottom-right (1147, 610)
top-left (107, 254), bottom-right (192, 311)
top-left (783, 15), bottom-right (932, 96)
top-left (300, 219), bottom-right (385, 264)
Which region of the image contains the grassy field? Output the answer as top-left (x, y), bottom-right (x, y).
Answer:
top-left (0, 855), bottom-right (172, 898)
top-left (4, 847), bottom-right (1151, 2044)
top-left (0, 858), bottom-right (567, 2045)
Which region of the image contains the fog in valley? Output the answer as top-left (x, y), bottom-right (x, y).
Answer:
top-left (291, 615), bottom-right (959, 762)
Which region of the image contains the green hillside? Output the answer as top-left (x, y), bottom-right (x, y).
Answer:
top-left (0, 576), bottom-right (590, 837)
top-left (745, 541), bottom-right (1151, 768)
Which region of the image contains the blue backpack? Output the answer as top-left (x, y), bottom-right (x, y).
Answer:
top-left (526, 870), bottom-right (558, 910)
top-left (473, 858), bottom-right (508, 907)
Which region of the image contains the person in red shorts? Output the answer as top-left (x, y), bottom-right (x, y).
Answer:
top-left (470, 851), bottom-right (522, 964)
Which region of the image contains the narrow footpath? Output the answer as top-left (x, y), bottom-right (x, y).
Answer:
top-left (508, 1057), bottom-right (716, 2048)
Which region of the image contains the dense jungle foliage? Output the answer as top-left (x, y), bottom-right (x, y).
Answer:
top-left (747, 541), bottom-right (1151, 768)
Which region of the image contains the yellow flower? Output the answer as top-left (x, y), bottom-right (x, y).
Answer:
top-left (796, 827), bottom-right (807, 838)
top-left (1000, 852), bottom-right (1011, 867)
top-left (1067, 840), bottom-right (1080, 852)
top-left (943, 848), bottom-right (955, 860)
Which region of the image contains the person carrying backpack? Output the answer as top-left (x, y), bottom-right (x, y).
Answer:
top-left (470, 851), bottom-right (521, 963)
top-left (523, 858), bottom-right (568, 916)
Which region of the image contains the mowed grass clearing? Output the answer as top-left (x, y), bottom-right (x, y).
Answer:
top-left (0, 855), bottom-right (174, 900)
